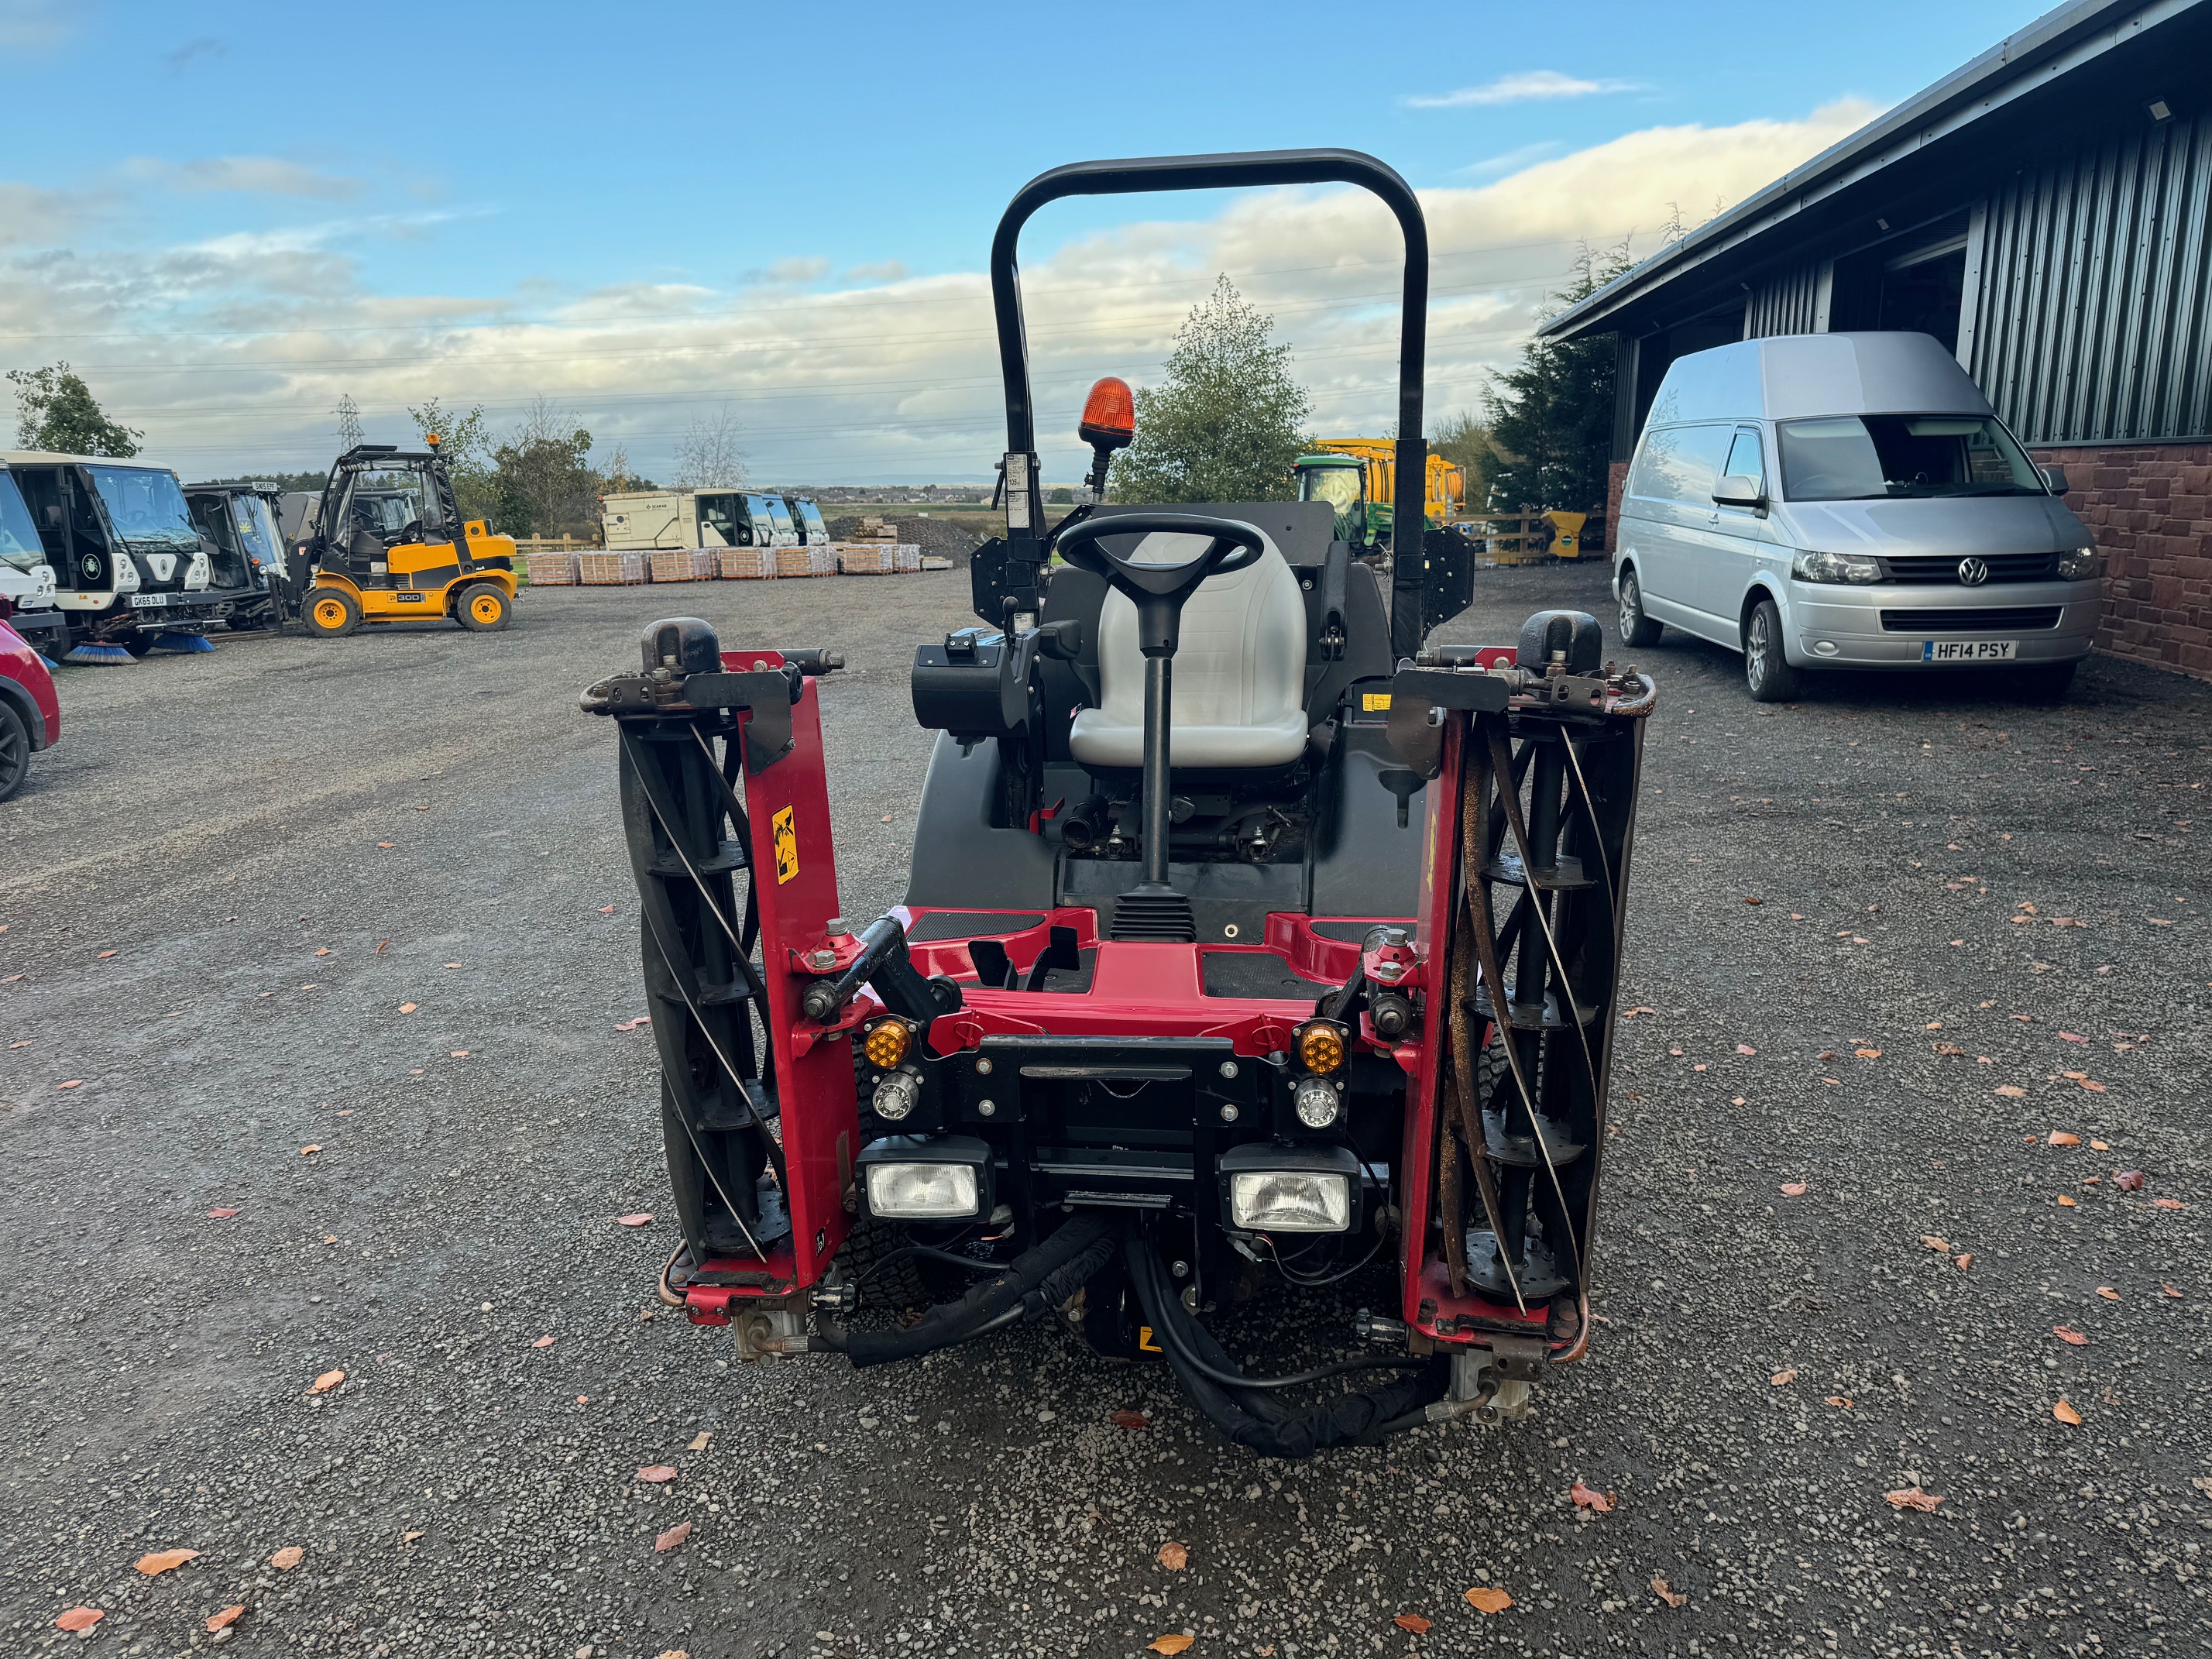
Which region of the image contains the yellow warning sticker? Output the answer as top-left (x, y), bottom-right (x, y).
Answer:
top-left (771, 806), bottom-right (799, 884)
top-left (1137, 1324), bottom-right (1163, 1353)
top-left (1362, 692), bottom-right (1392, 712)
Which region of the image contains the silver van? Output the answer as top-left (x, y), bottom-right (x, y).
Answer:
top-left (1613, 332), bottom-right (2100, 702)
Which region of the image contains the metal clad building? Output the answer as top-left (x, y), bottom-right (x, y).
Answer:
top-left (1543, 0), bottom-right (2212, 678)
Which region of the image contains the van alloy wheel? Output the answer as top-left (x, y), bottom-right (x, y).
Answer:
top-left (1744, 598), bottom-right (1800, 703)
top-left (1618, 567), bottom-right (1661, 647)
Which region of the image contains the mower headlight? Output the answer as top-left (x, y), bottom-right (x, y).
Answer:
top-left (112, 557), bottom-right (142, 592)
top-left (1228, 1170), bottom-right (1351, 1232)
top-left (1218, 1142), bottom-right (1359, 1234)
top-left (2056, 545), bottom-right (2098, 580)
top-left (869, 1070), bottom-right (919, 1123)
top-left (857, 1135), bottom-right (991, 1222)
top-left (1791, 548), bottom-right (1881, 585)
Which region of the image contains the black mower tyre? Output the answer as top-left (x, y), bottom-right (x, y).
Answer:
top-left (1617, 565), bottom-right (1663, 648)
top-left (1743, 597), bottom-right (1802, 702)
top-left (0, 698), bottom-right (27, 803)
top-left (305, 589), bottom-right (362, 638)
top-left (456, 582), bottom-right (511, 632)
top-left (840, 1215), bottom-right (939, 1316)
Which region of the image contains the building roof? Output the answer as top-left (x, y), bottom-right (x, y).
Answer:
top-left (1539, 0), bottom-right (2203, 342)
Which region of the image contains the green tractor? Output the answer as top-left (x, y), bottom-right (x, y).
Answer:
top-left (1295, 452), bottom-right (1384, 555)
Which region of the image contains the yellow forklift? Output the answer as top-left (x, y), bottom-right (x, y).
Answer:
top-left (293, 438), bottom-right (518, 637)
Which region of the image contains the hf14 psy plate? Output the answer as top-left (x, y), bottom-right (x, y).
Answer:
top-left (1923, 639), bottom-right (2016, 662)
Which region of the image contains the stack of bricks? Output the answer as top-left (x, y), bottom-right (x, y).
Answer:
top-left (775, 545), bottom-right (816, 578)
top-left (2031, 442), bottom-right (2212, 679)
top-left (648, 549), bottom-right (716, 583)
top-left (717, 549), bottom-right (777, 580)
top-left (578, 551), bottom-right (647, 586)
top-left (523, 551), bottom-right (578, 585)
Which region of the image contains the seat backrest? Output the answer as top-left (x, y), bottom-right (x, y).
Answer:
top-left (1091, 530), bottom-right (1307, 740)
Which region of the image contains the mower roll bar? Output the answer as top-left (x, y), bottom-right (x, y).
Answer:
top-left (990, 148), bottom-right (1433, 660)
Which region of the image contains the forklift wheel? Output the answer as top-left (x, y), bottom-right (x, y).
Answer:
top-left (456, 582), bottom-right (512, 632)
top-left (305, 590), bottom-right (361, 638)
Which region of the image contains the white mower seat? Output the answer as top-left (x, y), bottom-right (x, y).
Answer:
top-left (1069, 531), bottom-right (1309, 770)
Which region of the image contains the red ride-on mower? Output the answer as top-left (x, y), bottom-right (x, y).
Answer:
top-left (581, 149), bottom-right (1657, 1456)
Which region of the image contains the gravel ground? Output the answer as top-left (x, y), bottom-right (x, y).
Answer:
top-left (3, 566), bottom-right (2207, 1659)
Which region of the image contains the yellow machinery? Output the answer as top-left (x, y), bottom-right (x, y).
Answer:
top-left (1543, 509), bottom-right (1588, 558)
top-left (1305, 438), bottom-right (1465, 527)
top-left (295, 439), bottom-right (519, 637)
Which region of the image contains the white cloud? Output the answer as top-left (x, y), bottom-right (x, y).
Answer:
top-left (0, 99), bottom-right (1878, 483)
top-left (1404, 70), bottom-right (1644, 109)
top-left (749, 256), bottom-right (830, 285)
top-left (843, 259), bottom-right (909, 283)
top-left (0, 0), bottom-right (72, 50)
top-left (125, 155), bottom-right (363, 201)
top-left (1455, 141), bottom-right (1563, 179)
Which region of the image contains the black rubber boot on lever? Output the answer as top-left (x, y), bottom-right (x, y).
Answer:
top-left (1053, 511), bottom-right (1269, 942)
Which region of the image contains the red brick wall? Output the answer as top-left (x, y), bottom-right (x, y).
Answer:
top-left (1605, 461), bottom-right (1629, 559)
top-left (2030, 443), bottom-right (2212, 680)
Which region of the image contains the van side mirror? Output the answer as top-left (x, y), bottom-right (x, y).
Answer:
top-left (2040, 465), bottom-right (2069, 496)
top-left (1712, 474), bottom-right (1764, 509)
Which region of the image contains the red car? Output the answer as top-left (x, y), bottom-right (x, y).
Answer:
top-left (0, 617), bottom-right (60, 802)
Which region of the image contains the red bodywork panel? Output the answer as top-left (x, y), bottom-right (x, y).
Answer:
top-left (0, 619), bottom-right (60, 747)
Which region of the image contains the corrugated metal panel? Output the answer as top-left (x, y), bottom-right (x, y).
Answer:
top-left (1973, 108), bottom-right (2212, 441)
top-left (1745, 263), bottom-right (1824, 337)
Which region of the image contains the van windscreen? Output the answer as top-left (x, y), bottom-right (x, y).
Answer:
top-left (0, 474), bottom-right (43, 571)
top-left (1776, 415), bottom-right (2042, 501)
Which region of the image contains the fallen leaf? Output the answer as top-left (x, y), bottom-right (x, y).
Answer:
top-left (2146, 915), bottom-right (2173, 926)
top-left (398, 1002), bottom-right (417, 1014)
top-left (616, 1213), bottom-right (654, 1227)
top-left (1780, 1182), bottom-right (1808, 1197)
top-left (271, 1546), bottom-right (304, 1570)
top-left (1823, 1396), bottom-right (1852, 1409)
top-left (445, 962), bottom-right (461, 969)
top-left (2114, 1170), bottom-right (2146, 1190)
top-left (599, 905), bottom-right (616, 914)
top-left (207, 1207), bottom-right (240, 1219)
top-left (2090, 1139), bottom-right (2111, 1151)
top-left (1393, 1613), bottom-right (1432, 1633)
top-left (2053, 1399), bottom-right (2083, 1425)
top-left (1734, 1043), bottom-right (1757, 1055)
top-left (2048, 1130), bottom-right (2080, 1146)
top-left (1464, 1586), bottom-right (1513, 1614)
top-left (57, 1079), bottom-right (82, 1090)
top-left (1955, 1253), bottom-right (1973, 1271)
top-left (2152, 1197), bottom-right (2186, 1210)
top-left (532, 1335), bottom-right (555, 1348)
top-left (1743, 895), bottom-right (1763, 905)
top-left (1157, 1540), bottom-right (1189, 1571)
top-left (1933, 1042), bottom-right (1966, 1056)
top-left (307, 1368), bottom-right (345, 1394)
top-left (450, 1049), bottom-right (470, 1058)
top-left (315, 948), bottom-right (330, 957)
top-left (635, 1465), bottom-right (678, 1483)
top-left (2059, 1031), bottom-right (2087, 1043)
top-left (206, 1606), bottom-right (245, 1631)
top-left (687, 1431), bottom-right (712, 1451)
top-left (1149, 1637), bottom-right (1194, 1655)
top-left (2096, 1286), bottom-right (2120, 1301)
top-left (54, 1607), bottom-right (105, 1632)
top-left (404, 1530), bottom-right (424, 1543)
top-left (1919, 1235), bottom-right (1948, 1251)
top-left (1855, 1047), bottom-right (1883, 1059)
top-left (613, 1016), bottom-right (651, 1032)
top-left (1996, 1084), bottom-right (2027, 1098)
top-left (377, 842), bottom-right (395, 849)
top-left (2162, 1283), bottom-right (2182, 1297)
top-left (2080, 1079), bottom-right (2107, 1094)
top-left (2057, 1195), bottom-right (2078, 1207)
top-left (1109, 1409), bottom-right (1151, 1430)
top-left (1885, 1487), bottom-right (1943, 1512)
top-left (654, 1520), bottom-right (692, 1554)
top-left (136, 1547), bottom-right (201, 1575)
top-left (1650, 1577), bottom-right (1688, 1609)
top-left (97, 950), bottom-right (117, 959)
top-left (1622, 1005), bottom-right (1657, 1018)
top-left (1770, 1369), bottom-right (1798, 1386)
top-left (2053, 1325), bottom-right (2089, 1346)
top-left (1570, 1479), bottom-right (1616, 1513)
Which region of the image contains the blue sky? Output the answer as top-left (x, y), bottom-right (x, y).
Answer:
top-left (0, 0), bottom-right (2050, 483)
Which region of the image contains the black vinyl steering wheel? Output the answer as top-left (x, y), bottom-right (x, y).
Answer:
top-left (1053, 510), bottom-right (1267, 658)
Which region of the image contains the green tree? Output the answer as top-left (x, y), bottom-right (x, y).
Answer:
top-left (1109, 276), bottom-right (1311, 503)
top-left (1482, 239), bottom-right (1633, 512)
top-left (9, 362), bottom-right (141, 456)
top-left (407, 397), bottom-right (498, 524)
top-left (492, 397), bottom-right (599, 536)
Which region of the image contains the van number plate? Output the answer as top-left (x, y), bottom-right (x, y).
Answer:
top-left (1923, 640), bottom-right (2016, 662)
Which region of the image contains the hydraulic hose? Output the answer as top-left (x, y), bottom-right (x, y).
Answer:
top-left (1122, 1238), bottom-right (1446, 1458)
top-left (834, 1214), bottom-right (1115, 1370)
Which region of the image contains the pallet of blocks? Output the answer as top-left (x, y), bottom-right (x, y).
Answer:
top-left (649, 549), bottom-right (716, 583)
top-left (895, 542), bottom-right (922, 572)
top-left (577, 551), bottom-right (648, 586)
top-left (837, 541), bottom-right (896, 575)
top-left (523, 550), bottom-right (578, 586)
top-left (809, 544), bottom-right (838, 576)
top-left (775, 546), bottom-right (816, 578)
top-left (716, 549), bottom-right (778, 580)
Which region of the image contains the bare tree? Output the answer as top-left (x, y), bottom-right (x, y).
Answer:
top-left (674, 404), bottom-right (746, 488)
